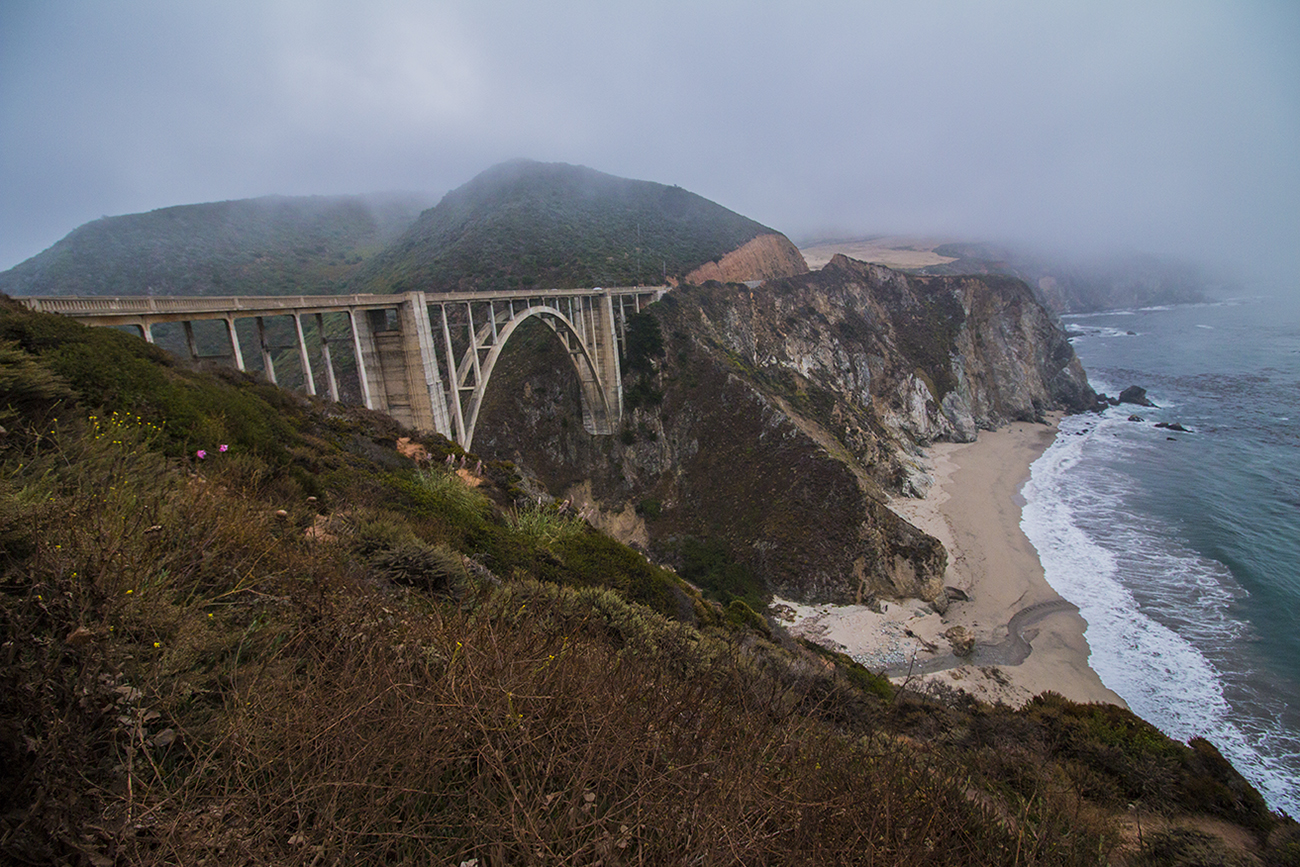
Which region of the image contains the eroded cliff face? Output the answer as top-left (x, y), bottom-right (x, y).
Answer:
top-left (708, 255), bottom-right (1094, 446)
top-left (474, 256), bottom-right (1093, 609)
top-left (682, 233), bottom-right (809, 285)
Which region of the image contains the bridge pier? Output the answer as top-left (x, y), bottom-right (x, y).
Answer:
top-left (316, 314), bottom-right (340, 402)
top-left (224, 317), bottom-right (245, 370)
top-left (254, 317), bottom-right (277, 385)
top-left (293, 314), bottom-right (316, 396)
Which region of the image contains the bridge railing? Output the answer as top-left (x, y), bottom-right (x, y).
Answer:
top-left (17, 294), bottom-right (411, 317)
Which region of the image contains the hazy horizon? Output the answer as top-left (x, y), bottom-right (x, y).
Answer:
top-left (3, 2), bottom-right (1297, 289)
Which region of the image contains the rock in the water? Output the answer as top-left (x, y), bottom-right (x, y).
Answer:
top-left (1155, 421), bottom-right (1192, 432)
top-left (1118, 385), bottom-right (1157, 407)
top-left (1128, 415), bottom-right (1145, 422)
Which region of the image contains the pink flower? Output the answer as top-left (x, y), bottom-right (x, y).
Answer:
top-left (196, 449), bottom-right (206, 459)
top-left (219, 444), bottom-right (229, 452)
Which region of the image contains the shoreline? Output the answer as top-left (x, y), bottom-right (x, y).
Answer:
top-left (777, 417), bottom-right (1125, 708)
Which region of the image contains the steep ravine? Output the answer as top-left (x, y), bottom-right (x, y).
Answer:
top-left (475, 256), bottom-right (1094, 610)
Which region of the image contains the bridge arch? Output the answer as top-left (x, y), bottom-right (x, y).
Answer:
top-left (457, 304), bottom-right (616, 451)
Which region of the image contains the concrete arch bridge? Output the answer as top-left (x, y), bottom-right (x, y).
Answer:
top-left (17, 287), bottom-right (666, 450)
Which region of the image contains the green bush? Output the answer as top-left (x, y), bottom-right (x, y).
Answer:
top-left (636, 498), bottom-right (662, 520)
top-left (369, 541), bottom-right (465, 594)
top-left (553, 531), bottom-right (684, 619)
top-left (676, 536), bottom-right (767, 612)
top-left (621, 311), bottom-right (665, 373)
top-left (507, 505), bottom-right (587, 549)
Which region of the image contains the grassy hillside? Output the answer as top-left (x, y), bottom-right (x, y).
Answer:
top-left (2, 299), bottom-right (1295, 865)
top-left (351, 160), bottom-right (781, 293)
top-left (0, 193), bottom-right (432, 298)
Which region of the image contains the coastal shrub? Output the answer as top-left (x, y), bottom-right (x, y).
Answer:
top-left (623, 375), bottom-right (664, 409)
top-left (842, 658), bottom-right (895, 702)
top-left (723, 598), bottom-right (769, 635)
top-left (675, 535), bottom-right (767, 611)
top-left (0, 339), bottom-right (75, 418)
top-left (351, 512), bottom-right (420, 557)
top-left (507, 503), bottom-right (587, 548)
top-left (1132, 829), bottom-right (1255, 867)
top-left (552, 530), bottom-right (683, 619)
top-left (621, 311), bottom-right (665, 373)
top-left (385, 467), bottom-right (491, 523)
top-left (799, 640), bottom-right (895, 704)
top-left (1265, 823), bottom-right (1300, 867)
top-left (636, 497), bottom-right (662, 519)
top-left (0, 302), bottom-right (301, 463)
top-left (1179, 736), bottom-right (1273, 833)
top-left (369, 540), bottom-right (465, 594)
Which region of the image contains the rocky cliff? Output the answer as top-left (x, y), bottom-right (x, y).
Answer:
top-left (682, 233), bottom-right (809, 285)
top-left (475, 256), bottom-right (1094, 610)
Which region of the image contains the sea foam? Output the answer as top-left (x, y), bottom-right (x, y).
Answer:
top-left (1022, 409), bottom-right (1298, 813)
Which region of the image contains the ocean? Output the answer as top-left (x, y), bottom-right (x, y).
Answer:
top-left (1022, 296), bottom-right (1300, 815)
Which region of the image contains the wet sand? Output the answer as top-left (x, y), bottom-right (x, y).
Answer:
top-left (778, 418), bottom-right (1125, 708)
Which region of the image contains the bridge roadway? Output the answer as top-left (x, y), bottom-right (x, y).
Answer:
top-left (17, 286), bottom-right (667, 450)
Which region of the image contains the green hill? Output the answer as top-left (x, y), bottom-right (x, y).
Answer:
top-left (0, 192), bottom-right (432, 298)
top-left (351, 159), bottom-right (781, 293)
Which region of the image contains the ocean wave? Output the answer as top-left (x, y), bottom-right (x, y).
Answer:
top-left (1067, 325), bottom-right (1142, 341)
top-left (1023, 412), bottom-right (1299, 813)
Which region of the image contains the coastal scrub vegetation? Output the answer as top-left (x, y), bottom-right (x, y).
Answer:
top-left (0, 193), bottom-right (430, 299)
top-left (2, 297), bottom-right (1296, 866)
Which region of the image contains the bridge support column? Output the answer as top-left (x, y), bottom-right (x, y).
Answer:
top-left (182, 321), bottom-right (198, 360)
top-left (397, 292), bottom-right (453, 438)
top-left (347, 309), bottom-right (378, 410)
top-left (255, 317), bottom-right (277, 385)
top-left (293, 313), bottom-right (316, 396)
top-left (594, 293), bottom-right (623, 430)
top-left (316, 313), bottom-right (340, 402)
top-left (224, 317), bottom-right (245, 370)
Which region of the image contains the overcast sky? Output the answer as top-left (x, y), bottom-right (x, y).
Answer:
top-left (2, 1), bottom-right (1297, 286)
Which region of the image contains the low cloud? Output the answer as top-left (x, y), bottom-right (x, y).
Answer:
top-left (2, 0), bottom-right (1297, 287)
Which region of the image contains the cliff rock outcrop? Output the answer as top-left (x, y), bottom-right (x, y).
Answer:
top-left (475, 256), bottom-right (1094, 609)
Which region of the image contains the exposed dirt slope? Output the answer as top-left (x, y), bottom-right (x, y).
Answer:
top-left (683, 233), bottom-right (809, 285)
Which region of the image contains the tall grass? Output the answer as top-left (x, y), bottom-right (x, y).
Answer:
top-left (506, 503), bottom-right (587, 548)
top-left (412, 466), bottom-right (492, 518)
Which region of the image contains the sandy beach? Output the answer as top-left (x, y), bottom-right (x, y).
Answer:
top-left (776, 418), bottom-right (1125, 708)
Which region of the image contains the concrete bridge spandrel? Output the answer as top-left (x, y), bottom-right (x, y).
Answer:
top-left (17, 287), bottom-right (666, 450)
